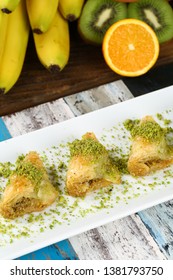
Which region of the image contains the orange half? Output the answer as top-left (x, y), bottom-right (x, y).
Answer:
top-left (102, 19), bottom-right (160, 77)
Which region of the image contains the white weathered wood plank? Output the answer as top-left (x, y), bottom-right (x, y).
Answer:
top-left (69, 214), bottom-right (165, 260)
top-left (2, 98), bottom-right (74, 136)
top-left (138, 202), bottom-right (173, 259)
top-left (2, 80), bottom-right (166, 259)
top-left (64, 80), bottom-right (133, 116)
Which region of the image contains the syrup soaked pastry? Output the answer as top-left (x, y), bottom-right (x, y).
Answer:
top-left (0, 151), bottom-right (58, 219)
top-left (66, 132), bottom-right (121, 197)
top-left (127, 116), bottom-right (173, 176)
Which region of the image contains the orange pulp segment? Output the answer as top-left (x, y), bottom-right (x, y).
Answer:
top-left (102, 19), bottom-right (160, 77)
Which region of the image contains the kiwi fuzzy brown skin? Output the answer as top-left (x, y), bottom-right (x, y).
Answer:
top-left (127, 0), bottom-right (173, 44)
top-left (78, 0), bottom-right (128, 45)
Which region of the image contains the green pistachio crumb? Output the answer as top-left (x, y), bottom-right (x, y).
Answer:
top-left (164, 119), bottom-right (171, 126)
top-left (0, 162), bottom-right (14, 178)
top-left (116, 196), bottom-right (120, 203)
top-left (156, 113), bottom-right (163, 120)
top-left (14, 160), bottom-right (43, 186)
top-left (69, 138), bottom-right (106, 159)
top-left (113, 157), bottom-right (129, 174)
top-left (131, 121), bottom-right (165, 142)
top-left (123, 119), bottom-right (140, 132)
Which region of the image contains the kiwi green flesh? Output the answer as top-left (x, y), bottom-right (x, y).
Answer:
top-left (78, 0), bottom-right (127, 45)
top-left (128, 0), bottom-right (173, 44)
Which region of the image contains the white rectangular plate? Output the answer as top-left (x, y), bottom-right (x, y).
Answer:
top-left (1, 86), bottom-right (173, 260)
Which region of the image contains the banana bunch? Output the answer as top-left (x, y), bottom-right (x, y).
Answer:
top-left (0, 0), bottom-right (85, 94)
top-left (0, 0), bottom-right (30, 94)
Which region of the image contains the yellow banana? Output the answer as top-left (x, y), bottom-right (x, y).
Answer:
top-left (26, 0), bottom-right (59, 33)
top-left (0, 0), bottom-right (30, 94)
top-left (59, 0), bottom-right (85, 21)
top-left (33, 9), bottom-right (70, 72)
top-left (0, 12), bottom-right (8, 61)
top-left (0, 0), bottom-right (21, 13)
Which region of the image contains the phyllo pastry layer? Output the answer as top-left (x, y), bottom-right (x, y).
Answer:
top-left (0, 151), bottom-right (58, 219)
top-left (66, 132), bottom-right (121, 197)
top-left (128, 116), bottom-right (173, 176)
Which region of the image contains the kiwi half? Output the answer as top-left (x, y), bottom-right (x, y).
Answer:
top-left (78, 0), bottom-right (127, 45)
top-left (128, 0), bottom-right (173, 44)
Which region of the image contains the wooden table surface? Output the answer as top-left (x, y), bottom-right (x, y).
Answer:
top-left (0, 60), bottom-right (173, 259)
top-left (1, 20), bottom-right (173, 116)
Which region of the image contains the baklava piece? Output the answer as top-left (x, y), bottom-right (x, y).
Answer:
top-left (127, 116), bottom-right (173, 176)
top-left (66, 132), bottom-right (121, 197)
top-left (0, 151), bottom-right (58, 219)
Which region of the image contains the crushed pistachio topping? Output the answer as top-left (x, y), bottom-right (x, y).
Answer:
top-left (15, 154), bottom-right (25, 164)
top-left (156, 113), bottom-right (172, 126)
top-left (123, 119), bottom-right (140, 133)
top-left (69, 138), bottom-right (106, 158)
top-left (164, 119), bottom-right (171, 126)
top-left (130, 120), bottom-right (165, 142)
top-left (156, 113), bottom-right (163, 121)
top-left (14, 161), bottom-right (43, 186)
top-left (0, 162), bottom-right (14, 178)
top-left (165, 126), bottom-right (173, 135)
top-left (113, 157), bottom-right (129, 174)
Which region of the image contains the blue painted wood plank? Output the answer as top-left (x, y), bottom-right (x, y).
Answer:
top-left (0, 118), bottom-right (11, 141)
top-left (138, 201), bottom-right (173, 260)
top-left (0, 117), bottom-right (78, 260)
top-left (17, 240), bottom-right (79, 260)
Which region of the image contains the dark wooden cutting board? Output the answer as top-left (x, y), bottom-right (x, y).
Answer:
top-left (1, 22), bottom-right (173, 116)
